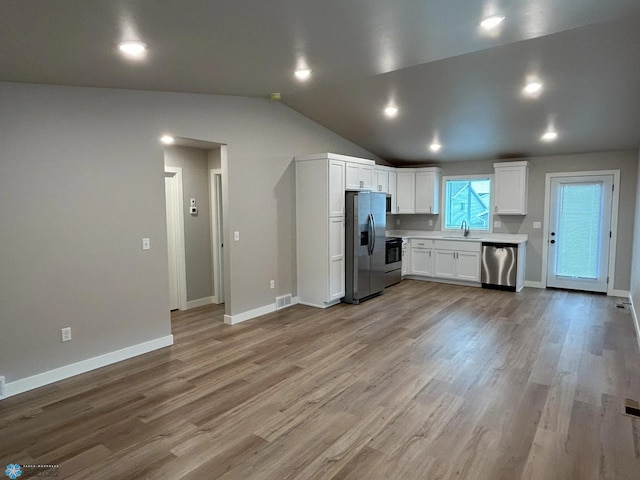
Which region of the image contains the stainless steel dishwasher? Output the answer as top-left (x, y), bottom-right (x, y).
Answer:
top-left (481, 242), bottom-right (518, 291)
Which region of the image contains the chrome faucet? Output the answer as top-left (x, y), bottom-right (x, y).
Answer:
top-left (461, 220), bottom-right (470, 238)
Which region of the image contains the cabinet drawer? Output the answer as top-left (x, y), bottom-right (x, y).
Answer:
top-left (433, 239), bottom-right (481, 252)
top-left (410, 239), bottom-right (434, 248)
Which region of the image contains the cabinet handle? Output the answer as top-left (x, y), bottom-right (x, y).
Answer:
top-left (495, 205), bottom-right (498, 212)
top-left (397, 206), bottom-right (399, 213)
top-left (360, 180), bottom-right (364, 188)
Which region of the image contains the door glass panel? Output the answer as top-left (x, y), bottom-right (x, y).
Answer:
top-left (556, 182), bottom-right (602, 279)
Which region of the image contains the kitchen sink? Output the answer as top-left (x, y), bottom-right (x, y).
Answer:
top-left (442, 235), bottom-right (482, 240)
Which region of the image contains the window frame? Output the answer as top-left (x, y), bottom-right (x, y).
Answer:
top-left (441, 174), bottom-right (494, 232)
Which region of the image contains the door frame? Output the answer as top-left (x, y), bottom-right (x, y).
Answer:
top-left (541, 169), bottom-right (620, 296)
top-left (165, 166), bottom-right (188, 310)
top-left (209, 168), bottom-right (224, 304)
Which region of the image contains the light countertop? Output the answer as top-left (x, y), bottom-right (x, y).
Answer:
top-left (386, 230), bottom-right (528, 244)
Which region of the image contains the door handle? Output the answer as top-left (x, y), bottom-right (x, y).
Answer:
top-left (370, 213), bottom-right (376, 253)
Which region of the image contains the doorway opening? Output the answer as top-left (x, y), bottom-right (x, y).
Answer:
top-left (542, 170), bottom-right (620, 294)
top-left (163, 138), bottom-right (227, 315)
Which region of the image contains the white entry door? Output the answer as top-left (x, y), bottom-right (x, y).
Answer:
top-left (546, 175), bottom-right (613, 292)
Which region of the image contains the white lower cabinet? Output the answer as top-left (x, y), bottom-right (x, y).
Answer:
top-left (433, 240), bottom-right (481, 282)
top-left (410, 239), bottom-right (434, 276)
top-left (401, 239), bottom-right (410, 276)
top-left (328, 217), bottom-right (345, 301)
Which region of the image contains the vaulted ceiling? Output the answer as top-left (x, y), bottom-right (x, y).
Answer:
top-left (2, 0), bottom-right (640, 163)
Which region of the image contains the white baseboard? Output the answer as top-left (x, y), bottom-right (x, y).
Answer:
top-left (224, 296), bottom-right (300, 325)
top-left (629, 294), bottom-right (640, 352)
top-left (608, 289), bottom-right (629, 298)
top-left (524, 281), bottom-right (545, 289)
top-left (1, 335), bottom-right (174, 400)
top-left (185, 296), bottom-right (216, 309)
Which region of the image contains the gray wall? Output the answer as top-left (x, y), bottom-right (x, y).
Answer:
top-left (392, 150), bottom-right (638, 290)
top-left (631, 149), bottom-right (640, 317)
top-left (164, 145), bottom-right (213, 302)
top-left (0, 81), bottom-right (378, 383)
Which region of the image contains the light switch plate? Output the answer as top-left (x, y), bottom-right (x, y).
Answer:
top-left (142, 238), bottom-right (151, 250)
top-left (61, 327), bottom-right (72, 342)
top-left (234, 231), bottom-right (240, 241)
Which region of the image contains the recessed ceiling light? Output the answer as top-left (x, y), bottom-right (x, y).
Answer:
top-left (541, 130), bottom-right (558, 142)
top-left (523, 80), bottom-right (544, 97)
top-left (384, 106), bottom-right (398, 118)
top-left (118, 41), bottom-right (147, 57)
top-left (294, 68), bottom-right (312, 81)
top-left (480, 16), bottom-right (505, 30)
top-left (430, 142), bottom-right (442, 153)
top-left (160, 135), bottom-right (175, 145)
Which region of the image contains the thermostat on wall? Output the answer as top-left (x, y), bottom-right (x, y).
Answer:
top-left (190, 198), bottom-right (197, 215)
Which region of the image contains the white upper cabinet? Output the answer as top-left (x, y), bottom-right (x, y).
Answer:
top-left (415, 167), bottom-right (441, 214)
top-left (346, 162), bottom-right (374, 190)
top-left (396, 170), bottom-right (416, 214)
top-left (388, 170), bottom-right (397, 214)
top-left (328, 160), bottom-right (345, 217)
top-left (494, 161), bottom-right (529, 215)
top-left (373, 168), bottom-right (389, 193)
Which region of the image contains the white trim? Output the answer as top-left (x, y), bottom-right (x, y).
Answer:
top-left (1, 335), bottom-right (174, 400)
top-left (297, 299), bottom-right (340, 309)
top-left (629, 294), bottom-right (640, 352)
top-left (440, 173), bottom-right (494, 233)
top-left (223, 297), bottom-right (301, 325)
top-left (186, 296), bottom-right (216, 309)
top-left (209, 169), bottom-right (224, 305)
top-left (524, 280), bottom-right (545, 289)
top-left (541, 169), bottom-right (620, 294)
top-left (609, 289), bottom-right (629, 298)
top-left (165, 167), bottom-right (188, 311)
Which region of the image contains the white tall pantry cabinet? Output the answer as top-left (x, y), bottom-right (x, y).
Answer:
top-left (295, 153), bottom-right (375, 308)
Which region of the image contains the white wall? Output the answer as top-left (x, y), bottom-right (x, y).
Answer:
top-left (0, 81), bottom-right (378, 385)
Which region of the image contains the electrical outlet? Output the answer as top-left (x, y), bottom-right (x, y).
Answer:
top-left (234, 231), bottom-right (240, 241)
top-left (0, 376), bottom-right (6, 399)
top-left (395, 219), bottom-right (400, 226)
top-left (428, 219), bottom-right (433, 226)
top-left (270, 280), bottom-right (275, 289)
top-left (494, 220), bottom-right (501, 228)
top-left (533, 221), bottom-right (541, 229)
top-left (61, 327), bottom-right (72, 342)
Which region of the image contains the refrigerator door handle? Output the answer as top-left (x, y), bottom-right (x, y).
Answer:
top-left (367, 214), bottom-right (373, 256)
top-left (370, 213), bottom-right (376, 255)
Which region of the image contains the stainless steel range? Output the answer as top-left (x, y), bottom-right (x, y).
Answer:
top-left (385, 237), bottom-right (402, 287)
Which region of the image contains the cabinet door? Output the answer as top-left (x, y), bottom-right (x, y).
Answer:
top-left (415, 171), bottom-right (439, 214)
top-left (456, 251), bottom-right (480, 282)
top-left (360, 165), bottom-right (374, 190)
top-left (401, 244), bottom-right (409, 275)
top-left (328, 217), bottom-right (345, 301)
top-left (388, 171), bottom-right (397, 213)
top-left (329, 161), bottom-right (345, 217)
top-left (396, 172), bottom-right (415, 213)
top-left (410, 248), bottom-right (433, 276)
top-left (374, 168), bottom-right (389, 193)
top-left (434, 249), bottom-right (456, 278)
top-left (495, 166), bottom-right (527, 214)
top-left (345, 163), bottom-right (361, 190)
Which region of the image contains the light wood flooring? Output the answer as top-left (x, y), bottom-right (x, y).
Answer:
top-left (1, 281), bottom-right (640, 479)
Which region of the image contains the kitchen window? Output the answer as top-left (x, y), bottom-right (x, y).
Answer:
top-left (443, 175), bottom-right (492, 231)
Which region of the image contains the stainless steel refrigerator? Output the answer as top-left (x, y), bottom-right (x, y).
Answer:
top-left (344, 191), bottom-right (387, 304)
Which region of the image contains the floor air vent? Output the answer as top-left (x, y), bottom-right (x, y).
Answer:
top-left (624, 399), bottom-right (640, 418)
top-left (276, 294), bottom-right (293, 310)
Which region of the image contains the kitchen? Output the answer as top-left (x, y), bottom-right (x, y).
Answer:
top-left (295, 151), bottom-right (635, 309)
